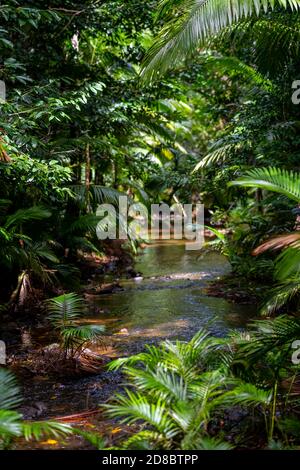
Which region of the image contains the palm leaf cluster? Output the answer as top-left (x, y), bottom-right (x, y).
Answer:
top-left (230, 167), bottom-right (300, 315)
top-left (230, 167), bottom-right (300, 202)
top-left (0, 369), bottom-right (72, 449)
top-left (0, 203), bottom-right (55, 273)
top-left (47, 293), bottom-right (105, 358)
top-left (141, 0), bottom-right (300, 82)
top-left (106, 330), bottom-right (271, 450)
top-left (217, 13), bottom-right (300, 77)
top-left (233, 315), bottom-right (300, 364)
top-left (0, 202), bottom-right (60, 305)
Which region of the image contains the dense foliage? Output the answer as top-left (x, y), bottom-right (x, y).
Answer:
top-left (1, 0), bottom-right (300, 452)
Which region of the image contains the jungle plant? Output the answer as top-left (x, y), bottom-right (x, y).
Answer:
top-left (0, 201), bottom-right (60, 306)
top-left (231, 316), bottom-right (300, 440)
top-left (141, 0), bottom-right (300, 82)
top-left (47, 293), bottom-right (105, 359)
top-left (230, 167), bottom-right (300, 315)
top-left (0, 203), bottom-right (54, 272)
top-left (204, 208), bottom-right (275, 281)
top-left (0, 368), bottom-right (72, 449)
top-left (106, 330), bottom-right (271, 450)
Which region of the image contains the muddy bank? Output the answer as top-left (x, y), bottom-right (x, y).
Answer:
top-left (205, 274), bottom-right (270, 305)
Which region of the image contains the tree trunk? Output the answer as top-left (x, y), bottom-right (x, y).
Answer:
top-left (85, 143), bottom-right (91, 211)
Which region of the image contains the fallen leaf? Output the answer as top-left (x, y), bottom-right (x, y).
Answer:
top-left (41, 439), bottom-right (58, 445)
top-left (111, 427), bottom-right (122, 434)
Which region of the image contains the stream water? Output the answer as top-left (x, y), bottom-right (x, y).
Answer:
top-left (18, 240), bottom-right (255, 448)
top-left (87, 240), bottom-right (253, 355)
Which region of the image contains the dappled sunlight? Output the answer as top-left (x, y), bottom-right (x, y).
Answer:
top-left (1, 0), bottom-right (298, 454)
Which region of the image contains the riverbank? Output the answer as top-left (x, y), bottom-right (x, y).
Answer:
top-left (205, 274), bottom-right (269, 305)
top-left (5, 240), bottom-right (262, 449)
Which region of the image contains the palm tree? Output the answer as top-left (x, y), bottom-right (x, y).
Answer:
top-left (230, 167), bottom-right (300, 314)
top-left (0, 204), bottom-right (54, 271)
top-left (0, 203), bottom-right (59, 306)
top-left (141, 0), bottom-right (300, 82)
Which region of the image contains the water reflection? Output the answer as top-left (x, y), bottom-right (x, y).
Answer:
top-left (87, 241), bottom-right (255, 353)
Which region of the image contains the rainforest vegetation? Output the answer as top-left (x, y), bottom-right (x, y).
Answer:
top-left (2, 0), bottom-right (300, 451)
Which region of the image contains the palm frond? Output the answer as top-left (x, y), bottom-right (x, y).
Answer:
top-left (253, 233), bottom-right (300, 255)
top-left (194, 436), bottom-right (233, 450)
top-left (0, 369), bottom-right (22, 410)
top-left (170, 400), bottom-right (195, 431)
top-left (204, 225), bottom-right (226, 241)
top-left (204, 53), bottom-right (272, 86)
top-left (47, 293), bottom-right (105, 356)
top-left (66, 214), bottom-right (102, 235)
top-left (108, 346), bottom-right (163, 371)
top-left (0, 199), bottom-right (12, 214)
top-left (21, 421), bottom-right (73, 441)
top-left (260, 280), bottom-right (300, 316)
top-left (0, 410), bottom-right (22, 441)
top-left (123, 179), bottom-right (150, 206)
top-left (233, 315), bottom-right (300, 363)
top-left (224, 382), bottom-right (272, 406)
top-left (141, 0), bottom-right (300, 82)
top-left (219, 15), bottom-right (300, 77)
top-left (193, 142), bottom-right (242, 171)
top-left (75, 429), bottom-right (106, 449)
top-left (106, 391), bottom-right (177, 438)
top-left (125, 366), bottom-right (188, 403)
top-left (119, 430), bottom-right (162, 450)
top-left (106, 330), bottom-right (274, 449)
top-left (91, 185), bottom-right (125, 205)
top-left (278, 417), bottom-right (300, 436)
top-left (47, 293), bottom-right (84, 327)
top-left (29, 241), bottom-right (59, 264)
top-left (72, 185), bottom-right (124, 206)
top-left (5, 206), bottom-right (51, 230)
top-left (66, 236), bottom-right (101, 254)
top-left (275, 245), bottom-right (300, 281)
top-left (60, 324), bottom-right (105, 343)
top-left (230, 167), bottom-right (300, 202)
